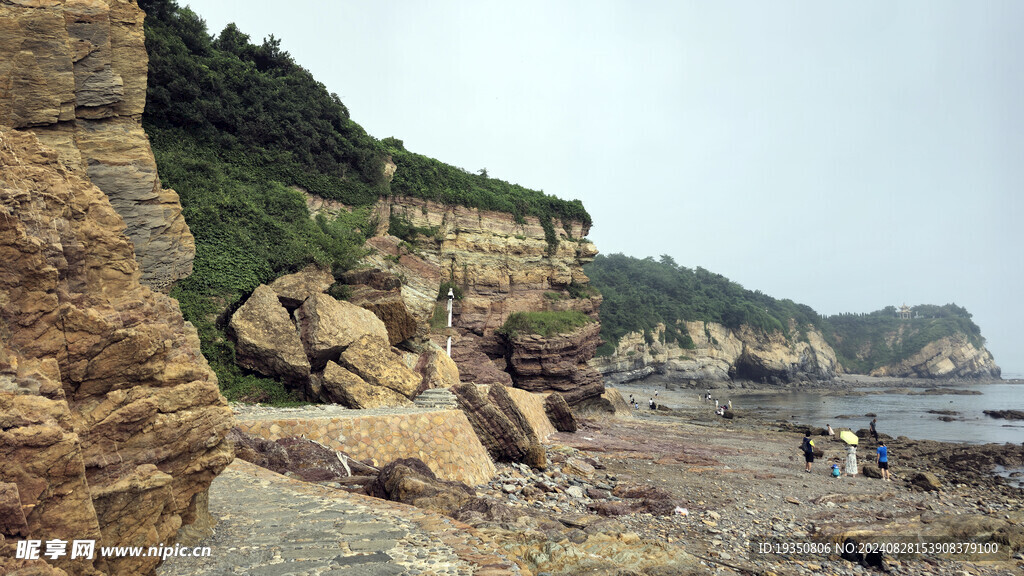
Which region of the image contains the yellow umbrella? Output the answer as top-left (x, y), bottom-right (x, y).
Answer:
top-left (840, 430), bottom-right (859, 445)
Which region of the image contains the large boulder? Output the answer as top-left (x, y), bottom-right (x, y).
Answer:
top-left (365, 458), bottom-right (476, 516)
top-left (295, 294), bottom-right (389, 369)
top-left (230, 285), bottom-right (311, 385)
top-left (415, 349), bottom-right (461, 390)
top-left (268, 264), bottom-right (335, 308)
top-left (452, 383), bottom-right (544, 469)
top-left (316, 361), bottom-right (411, 409)
top-left (339, 335), bottom-right (423, 399)
top-left (348, 285), bottom-right (417, 345)
top-left (544, 392), bottom-right (578, 433)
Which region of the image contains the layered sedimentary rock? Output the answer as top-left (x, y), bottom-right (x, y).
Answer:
top-left (0, 129), bottom-right (233, 576)
top-left (869, 334), bottom-right (1000, 379)
top-left (1, 0), bottom-right (195, 290)
top-left (594, 318), bottom-right (998, 384)
top-left (506, 323), bottom-right (605, 404)
top-left (451, 383), bottom-right (545, 469)
top-left (591, 321), bottom-right (837, 385)
top-left (348, 196), bottom-right (601, 402)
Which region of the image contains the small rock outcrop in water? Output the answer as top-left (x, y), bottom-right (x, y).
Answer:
top-left (983, 410), bottom-right (1024, 421)
top-left (0, 129), bottom-right (233, 576)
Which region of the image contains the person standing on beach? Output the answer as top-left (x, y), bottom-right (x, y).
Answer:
top-left (876, 441), bottom-right (891, 481)
top-left (801, 433), bottom-right (815, 473)
top-left (870, 418), bottom-right (878, 443)
top-left (846, 445), bottom-right (858, 477)
top-left (827, 424), bottom-right (834, 436)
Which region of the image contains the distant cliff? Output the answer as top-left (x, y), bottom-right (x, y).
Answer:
top-left (587, 255), bottom-right (1000, 383)
top-left (590, 321), bottom-right (838, 386)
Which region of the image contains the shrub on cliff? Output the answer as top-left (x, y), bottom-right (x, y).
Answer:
top-left (140, 0), bottom-right (590, 246)
top-left (498, 310), bottom-right (595, 339)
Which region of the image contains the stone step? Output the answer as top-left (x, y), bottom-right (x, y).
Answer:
top-left (413, 388), bottom-right (459, 409)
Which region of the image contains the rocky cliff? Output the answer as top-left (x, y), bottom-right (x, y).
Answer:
top-left (868, 334), bottom-right (1000, 379)
top-left (1, 2), bottom-right (233, 573)
top-left (0, 128), bottom-right (233, 576)
top-left (0, 0), bottom-right (195, 290)
top-left (592, 319), bottom-right (999, 385)
top-left (314, 195), bottom-right (603, 402)
top-left (590, 321), bottom-right (838, 385)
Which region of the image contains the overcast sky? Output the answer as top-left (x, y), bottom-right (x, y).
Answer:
top-left (182, 0), bottom-right (1023, 375)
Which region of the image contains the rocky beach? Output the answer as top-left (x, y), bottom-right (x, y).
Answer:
top-left (156, 382), bottom-right (1024, 576)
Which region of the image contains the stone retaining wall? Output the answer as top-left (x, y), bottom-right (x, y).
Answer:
top-left (235, 409), bottom-right (496, 485)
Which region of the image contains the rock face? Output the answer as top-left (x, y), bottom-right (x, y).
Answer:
top-left (591, 321), bottom-right (838, 385)
top-left (869, 334), bottom-right (1000, 379)
top-left (0, 129), bottom-right (233, 576)
top-left (506, 322), bottom-right (605, 404)
top-left (0, 0), bottom-right (195, 290)
top-left (347, 196), bottom-right (602, 403)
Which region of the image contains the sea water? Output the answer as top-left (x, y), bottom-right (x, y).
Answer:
top-left (730, 381), bottom-right (1024, 445)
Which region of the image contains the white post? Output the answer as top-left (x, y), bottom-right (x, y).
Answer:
top-left (446, 288), bottom-right (454, 357)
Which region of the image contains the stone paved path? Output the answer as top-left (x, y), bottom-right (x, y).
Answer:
top-left (157, 460), bottom-right (518, 576)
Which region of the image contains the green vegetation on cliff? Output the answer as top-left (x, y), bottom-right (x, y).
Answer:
top-left (586, 254), bottom-right (817, 351)
top-left (140, 0), bottom-right (590, 400)
top-left (140, 0), bottom-right (588, 227)
top-left (824, 304), bottom-right (984, 373)
top-left (498, 311), bottom-right (595, 339)
top-left (586, 253), bottom-right (987, 373)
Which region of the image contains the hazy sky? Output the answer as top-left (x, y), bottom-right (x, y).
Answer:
top-left (182, 1), bottom-right (1023, 375)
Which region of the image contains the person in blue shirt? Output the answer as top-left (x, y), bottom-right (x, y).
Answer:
top-left (876, 441), bottom-right (891, 482)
